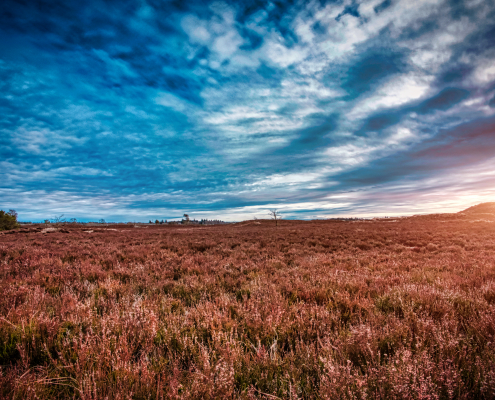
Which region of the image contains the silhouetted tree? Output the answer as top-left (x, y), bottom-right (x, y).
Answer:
top-left (268, 209), bottom-right (282, 227)
top-left (51, 214), bottom-right (66, 225)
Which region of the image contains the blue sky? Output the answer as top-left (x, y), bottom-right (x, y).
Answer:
top-left (1, 0), bottom-right (495, 222)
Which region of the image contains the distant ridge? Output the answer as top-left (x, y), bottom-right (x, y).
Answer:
top-left (460, 202), bottom-right (495, 214)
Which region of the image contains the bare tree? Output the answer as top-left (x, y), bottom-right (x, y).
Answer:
top-left (51, 214), bottom-right (66, 225)
top-left (268, 209), bottom-right (282, 227)
top-left (7, 209), bottom-right (18, 219)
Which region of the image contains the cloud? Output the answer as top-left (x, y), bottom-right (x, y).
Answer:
top-left (155, 92), bottom-right (194, 114)
top-left (181, 15), bottom-right (211, 44)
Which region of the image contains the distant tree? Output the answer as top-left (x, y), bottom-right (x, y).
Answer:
top-left (183, 214), bottom-right (190, 221)
top-left (268, 209), bottom-right (282, 227)
top-left (155, 219), bottom-right (159, 224)
top-left (99, 219), bottom-right (106, 224)
top-left (0, 209), bottom-right (20, 231)
top-left (51, 214), bottom-right (66, 225)
top-left (44, 219), bottom-right (51, 224)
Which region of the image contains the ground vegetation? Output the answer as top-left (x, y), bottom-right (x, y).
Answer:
top-left (0, 215), bottom-right (494, 398)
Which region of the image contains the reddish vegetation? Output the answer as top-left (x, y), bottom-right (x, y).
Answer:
top-left (460, 202), bottom-right (495, 215)
top-left (1, 217), bottom-right (495, 399)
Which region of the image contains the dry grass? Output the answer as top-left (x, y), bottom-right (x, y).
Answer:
top-left (1, 217), bottom-right (495, 399)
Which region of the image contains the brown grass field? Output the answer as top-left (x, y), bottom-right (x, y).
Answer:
top-left (1, 213), bottom-right (495, 399)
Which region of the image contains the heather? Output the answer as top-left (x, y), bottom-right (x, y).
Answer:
top-left (1, 218), bottom-right (494, 399)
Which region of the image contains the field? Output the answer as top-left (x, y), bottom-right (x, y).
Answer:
top-left (1, 216), bottom-right (495, 399)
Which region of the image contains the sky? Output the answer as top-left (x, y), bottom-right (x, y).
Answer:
top-left (1, 0), bottom-right (495, 222)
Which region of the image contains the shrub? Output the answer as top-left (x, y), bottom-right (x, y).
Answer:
top-left (0, 209), bottom-right (20, 231)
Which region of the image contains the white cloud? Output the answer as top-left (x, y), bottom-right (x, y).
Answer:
top-left (347, 73), bottom-right (433, 120)
top-left (280, 78), bottom-right (340, 100)
top-left (209, 1), bottom-right (236, 24)
top-left (404, 17), bottom-right (475, 72)
top-left (323, 124), bottom-right (423, 169)
top-left (155, 92), bottom-right (192, 113)
top-left (261, 37), bottom-right (308, 68)
top-left (180, 7), bottom-right (250, 69)
top-left (471, 60), bottom-right (495, 85)
top-left (10, 126), bottom-right (87, 155)
top-left (247, 171), bottom-right (329, 189)
top-left (180, 15), bottom-right (211, 44)
top-left (230, 53), bottom-right (261, 68)
top-left (294, 16), bottom-right (315, 44)
top-left (288, 0), bottom-right (459, 72)
top-left (212, 29), bottom-right (244, 60)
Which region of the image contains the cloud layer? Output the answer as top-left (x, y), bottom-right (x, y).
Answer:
top-left (1, 0), bottom-right (495, 221)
